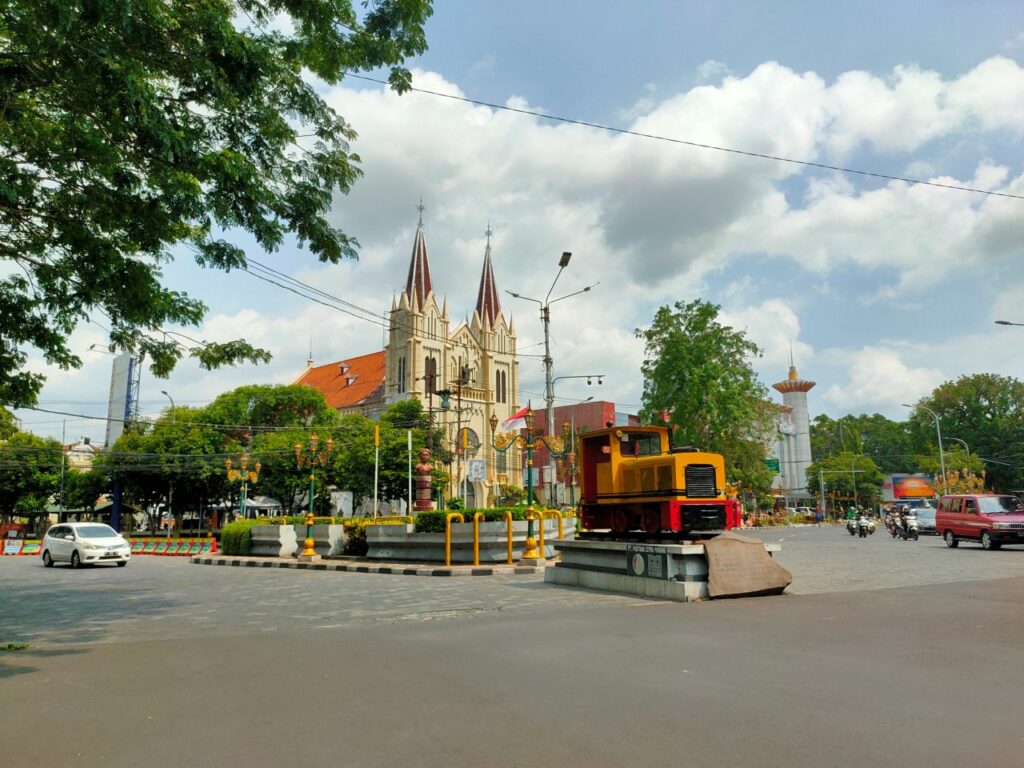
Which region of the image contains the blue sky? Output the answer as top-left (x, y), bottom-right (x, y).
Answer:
top-left (15, 2), bottom-right (1024, 442)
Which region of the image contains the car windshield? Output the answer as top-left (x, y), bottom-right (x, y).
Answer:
top-left (76, 525), bottom-right (118, 539)
top-left (977, 496), bottom-right (1024, 514)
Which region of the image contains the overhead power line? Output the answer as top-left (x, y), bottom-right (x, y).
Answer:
top-left (346, 73), bottom-right (1024, 202)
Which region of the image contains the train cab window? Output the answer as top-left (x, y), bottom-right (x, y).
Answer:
top-left (619, 432), bottom-right (661, 457)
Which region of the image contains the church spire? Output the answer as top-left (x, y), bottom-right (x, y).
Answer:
top-left (404, 198), bottom-right (433, 311)
top-left (475, 222), bottom-right (501, 327)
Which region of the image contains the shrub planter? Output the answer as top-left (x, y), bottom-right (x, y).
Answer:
top-left (291, 524), bottom-right (346, 557)
top-left (250, 525), bottom-right (298, 557)
top-left (365, 520), bottom-right (574, 564)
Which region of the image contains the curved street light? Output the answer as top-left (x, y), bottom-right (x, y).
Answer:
top-left (903, 403), bottom-right (947, 492)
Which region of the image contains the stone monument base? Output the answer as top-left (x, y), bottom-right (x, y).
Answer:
top-left (545, 534), bottom-right (787, 602)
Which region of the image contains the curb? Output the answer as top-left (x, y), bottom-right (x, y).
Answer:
top-left (190, 555), bottom-right (544, 577)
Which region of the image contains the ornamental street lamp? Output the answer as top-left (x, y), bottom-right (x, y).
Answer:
top-left (489, 408), bottom-right (571, 561)
top-left (294, 432), bottom-right (333, 561)
top-left (225, 455), bottom-right (261, 520)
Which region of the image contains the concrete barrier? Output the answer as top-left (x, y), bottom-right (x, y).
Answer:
top-left (250, 525), bottom-right (298, 557)
top-left (366, 519), bottom-right (573, 564)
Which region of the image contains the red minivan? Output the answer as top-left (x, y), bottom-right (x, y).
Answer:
top-left (936, 494), bottom-right (1024, 550)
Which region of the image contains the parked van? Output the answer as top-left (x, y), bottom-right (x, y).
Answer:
top-left (936, 494), bottom-right (1024, 550)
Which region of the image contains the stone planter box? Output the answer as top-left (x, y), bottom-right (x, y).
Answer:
top-left (250, 525), bottom-right (298, 557)
top-left (291, 524), bottom-right (346, 557)
top-left (365, 519), bottom-right (574, 564)
top-left (248, 524), bottom-right (346, 557)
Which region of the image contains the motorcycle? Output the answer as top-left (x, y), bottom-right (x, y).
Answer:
top-left (847, 517), bottom-right (858, 536)
top-left (867, 517), bottom-right (877, 535)
top-left (899, 513), bottom-right (920, 541)
top-left (857, 514), bottom-right (870, 538)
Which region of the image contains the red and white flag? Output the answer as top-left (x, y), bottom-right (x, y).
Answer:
top-left (500, 404), bottom-right (531, 432)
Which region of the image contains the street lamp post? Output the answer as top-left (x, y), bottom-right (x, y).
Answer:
top-left (944, 437), bottom-right (969, 455)
top-left (226, 455), bottom-right (261, 520)
top-left (488, 408), bottom-right (570, 561)
top-left (508, 254), bottom-right (598, 506)
top-left (160, 390), bottom-right (175, 536)
top-left (294, 432), bottom-right (333, 561)
top-left (903, 403), bottom-right (947, 493)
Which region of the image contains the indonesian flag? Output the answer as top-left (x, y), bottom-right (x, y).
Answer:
top-left (500, 404), bottom-right (531, 432)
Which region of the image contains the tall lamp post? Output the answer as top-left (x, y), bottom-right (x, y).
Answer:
top-left (903, 403), bottom-right (947, 493)
top-left (160, 390), bottom-right (175, 536)
top-left (225, 455), bottom-right (261, 520)
top-left (489, 408), bottom-right (570, 561)
top-left (508, 252), bottom-right (598, 505)
top-left (294, 433), bottom-right (333, 561)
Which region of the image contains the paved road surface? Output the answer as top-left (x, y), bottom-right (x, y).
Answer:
top-left (2, 526), bottom-right (1023, 767)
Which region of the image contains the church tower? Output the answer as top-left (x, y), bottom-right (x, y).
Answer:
top-left (384, 208), bottom-right (520, 507)
top-left (771, 353), bottom-right (816, 499)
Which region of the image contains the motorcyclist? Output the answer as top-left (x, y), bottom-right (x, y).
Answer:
top-left (898, 504), bottom-right (914, 534)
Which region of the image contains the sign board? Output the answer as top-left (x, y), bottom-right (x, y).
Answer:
top-left (467, 459), bottom-right (486, 482)
top-left (778, 422), bottom-right (796, 436)
top-left (626, 544), bottom-right (669, 580)
top-left (882, 474), bottom-right (937, 502)
top-left (764, 458), bottom-right (780, 474)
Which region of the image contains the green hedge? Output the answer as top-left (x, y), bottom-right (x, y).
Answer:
top-left (342, 516), bottom-right (412, 555)
top-left (413, 507), bottom-right (532, 533)
top-left (220, 519), bottom-right (262, 555)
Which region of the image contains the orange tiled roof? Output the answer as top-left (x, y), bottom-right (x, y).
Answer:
top-left (295, 351), bottom-right (386, 410)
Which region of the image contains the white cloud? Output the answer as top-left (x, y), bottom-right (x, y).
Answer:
top-left (822, 347), bottom-right (945, 412)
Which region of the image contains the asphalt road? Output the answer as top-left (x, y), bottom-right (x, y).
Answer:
top-left (2, 526), bottom-right (1023, 768)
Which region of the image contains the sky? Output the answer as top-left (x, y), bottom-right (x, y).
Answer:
top-left (14, 1), bottom-right (1024, 443)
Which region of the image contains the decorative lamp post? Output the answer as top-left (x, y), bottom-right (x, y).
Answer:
top-left (294, 432), bottom-right (333, 561)
top-left (225, 455), bottom-right (261, 520)
top-left (489, 408), bottom-right (570, 562)
top-left (902, 403), bottom-right (947, 492)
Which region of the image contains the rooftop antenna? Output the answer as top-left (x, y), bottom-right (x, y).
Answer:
top-left (307, 337), bottom-right (313, 369)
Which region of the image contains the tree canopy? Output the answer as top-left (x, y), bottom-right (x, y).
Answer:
top-left (636, 299), bottom-right (776, 497)
top-left (0, 0), bottom-right (433, 405)
top-left (906, 373), bottom-right (1024, 493)
top-left (810, 413), bottom-right (915, 474)
top-left (805, 451), bottom-right (885, 511)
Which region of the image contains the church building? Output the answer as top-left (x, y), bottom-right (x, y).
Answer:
top-left (295, 207), bottom-right (522, 508)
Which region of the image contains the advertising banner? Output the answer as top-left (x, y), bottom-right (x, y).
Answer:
top-left (882, 474), bottom-right (937, 502)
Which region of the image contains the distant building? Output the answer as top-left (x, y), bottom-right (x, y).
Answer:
top-left (771, 359), bottom-right (815, 501)
top-left (64, 437), bottom-right (99, 472)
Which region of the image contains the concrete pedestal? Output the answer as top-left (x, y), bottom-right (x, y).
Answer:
top-left (546, 538), bottom-right (783, 602)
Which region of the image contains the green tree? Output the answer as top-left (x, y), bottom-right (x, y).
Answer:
top-left (636, 299), bottom-right (776, 496)
top-left (0, 0), bottom-right (433, 405)
top-left (0, 431), bottom-right (62, 519)
top-left (907, 374), bottom-right (1024, 493)
top-left (805, 452), bottom-right (885, 512)
top-left (810, 413), bottom-right (915, 473)
top-left (63, 469), bottom-right (109, 514)
top-left (916, 447), bottom-right (987, 494)
top-left (0, 407), bottom-right (18, 439)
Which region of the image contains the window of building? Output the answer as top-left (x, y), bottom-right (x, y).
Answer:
top-left (424, 355), bottom-right (437, 393)
top-left (397, 357), bottom-right (406, 393)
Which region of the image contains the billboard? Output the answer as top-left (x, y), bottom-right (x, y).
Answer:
top-left (882, 474), bottom-right (938, 502)
top-left (104, 353), bottom-right (137, 446)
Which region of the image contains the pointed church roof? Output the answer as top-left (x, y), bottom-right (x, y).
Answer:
top-left (404, 200), bottom-right (433, 311)
top-left (475, 224), bottom-right (501, 327)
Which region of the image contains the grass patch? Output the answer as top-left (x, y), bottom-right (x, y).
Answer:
top-left (1, 642), bottom-right (29, 652)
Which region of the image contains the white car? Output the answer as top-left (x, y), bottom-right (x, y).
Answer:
top-left (42, 522), bottom-right (131, 568)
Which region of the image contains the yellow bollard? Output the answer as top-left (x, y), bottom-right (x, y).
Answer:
top-left (445, 513), bottom-right (465, 567)
top-left (504, 511), bottom-right (513, 565)
top-left (542, 509), bottom-right (565, 540)
top-left (472, 512), bottom-right (484, 566)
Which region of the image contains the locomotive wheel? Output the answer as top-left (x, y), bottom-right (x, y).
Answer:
top-left (641, 510), bottom-right (661, 536)
top-left (611, 509), bottom-right (630, 534)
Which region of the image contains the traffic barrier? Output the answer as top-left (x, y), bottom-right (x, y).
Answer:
top-left (200, 539), bottom-right (213, 555)
top-left (164, 541), bottom-right (184, 556)
top-left (143, 540), bottom-right (158, 554)
top-left (187, 539), bottom-right (203, 555)
top-left (153, 540), bottom-right (169, 555)
top-left (3, 540), bottom-right (23, 556)
top-left (131, 539), bottom-right (146, 554)
top-left (20, 540), bottom-right (41, 556)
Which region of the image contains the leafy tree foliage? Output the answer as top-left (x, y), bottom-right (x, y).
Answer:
top-left (0, 431), bottom-right (62, 518)
top-left (0, 0), bottom-right (433, 405)
top-left (63, 469), bottom-right (109, 513)
top-left (810, 413), bottom-right (915, 473)
top-left (0, 406), bottom-right (18, 439)
top-left (636, 299), bottom-right (776, 496)
top-left (805, 452), bottom-right (885, 511)
top-left (907, 374), bottom-right (1024, 493)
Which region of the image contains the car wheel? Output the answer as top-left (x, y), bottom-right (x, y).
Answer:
top-left (980, 531), bottom-right (1001, 550)
top-left (42, 550), bottom-right (53, 567)
top-left (117, 561), bottom-right (127, 567)
top-left (71, 551), bottom-right (81, 569)
top-left (944, 530), bottom-right (958, 548)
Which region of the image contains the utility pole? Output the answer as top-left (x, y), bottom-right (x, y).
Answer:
top-left (508, 251), bottom-right (598, 506)
top-left (59, 420), bottom-right (66, 519)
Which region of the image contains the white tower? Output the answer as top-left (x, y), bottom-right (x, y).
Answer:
top-left (771, 356), bottom-right (815, 498)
